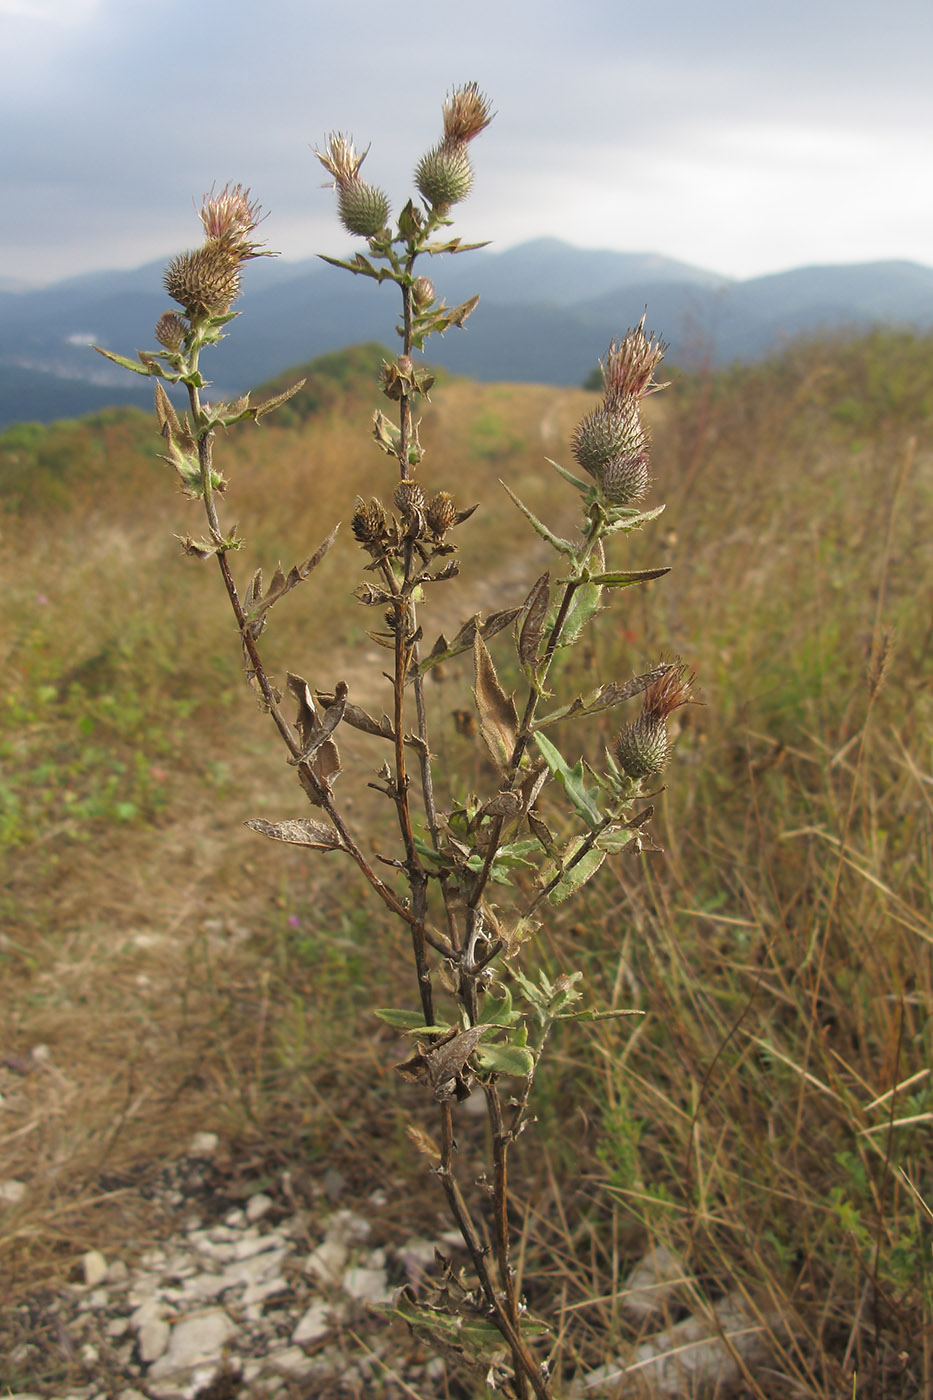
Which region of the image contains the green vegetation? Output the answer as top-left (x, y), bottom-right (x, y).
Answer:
top-left (1, 326), bottom-right (931, 1396)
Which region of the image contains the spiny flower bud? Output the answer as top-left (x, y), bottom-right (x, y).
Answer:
top-left (394, 480), bottom-right (425, 516)
top-left (415, 141), bottom-right (474, 210)
top-left (412, 276), bottom-right (436, 312)
top-left (425, 491), bottom-right (457, 536)
top-left (316, 133), bottom-right (391, 238)
top-left (164, 243), bottom-right (241, 318)
top-left (154, 311), bottom-right (188, 350)
top-left (352, 496), bottom-right (389, 545)
top-left (615, 660), bottom-right (696, 779)
top-left (615, 715), bottom-right (669, 780)
top-left (571, 403), bottom-right (647, 479)
top-left (601, 453), bottom-right (650, 505)
top-left (337, 180), bottom-right (390, 238)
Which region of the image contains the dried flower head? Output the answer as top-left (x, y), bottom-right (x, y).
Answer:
top-left (154, 311), bottom-right (188, 350)
top-left (425, 491), bottom-right (457, 537)
top-left (601, 318), bottom-right (669, 410)
top-left (441, 82), bottom-right (494, 145)
top-left (351, 496), bottom-right (389, 546)
top-left (164, 245), bottom-right (241, 318)
top-left (642, 660), bottom-right (696, 723)
top-left (394, 480), bottom-right (425, 517)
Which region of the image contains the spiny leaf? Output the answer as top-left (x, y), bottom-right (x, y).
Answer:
top-left (248, 377), bottom-right (307, 423)
top-left (245, 817), bottom-right (343, 850)
top-left (374, 1008), bottom-right (436, 1029)
top-left (94, 345), bottom-right (160, 378)
top-left (546, 846), bottom-right (606, 904)
top-left (245, 525), bottom-right (339, 632)
top-left (413, 607), bottom-right (520, 678)
top-left (475, 1042), bottom-right (535, 1077)
top-left (532, 664), bottom-right (673, 729)
top-left (586, 566), bottom-right (671, 587)
top-left (501, 481), bottom-right (577, 555)
top-left (533, 731), bottom-right (603, 827)
top-left (473, 633), bottom-right (518, 774)
top-left (544, 455), bottom-right (590, 493)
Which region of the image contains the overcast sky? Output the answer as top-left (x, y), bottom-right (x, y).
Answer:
top-left (2, 0), bottom-right (932, 287)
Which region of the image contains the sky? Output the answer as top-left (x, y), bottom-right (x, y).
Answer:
top-left (2, 0), bottom-right (932, 288)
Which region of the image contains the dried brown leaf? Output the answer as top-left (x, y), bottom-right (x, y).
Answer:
top-left (472, 633), bottom-right (518, 774)
top-left (245, 817), bottom-right (343, 850)
top-left (517, 571), bottom-right (550, 669)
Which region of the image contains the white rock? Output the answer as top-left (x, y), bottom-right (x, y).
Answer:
top-left (187, 1131), bottom-right (219, 1159)
top-left (267, 1345), bottom-right (316, 1377)
top-left (116, 1391), bottom-right (148, 1400)
top-left (581, 1293), bottom-right (778, 1396)
top-left (233, 1229), bottom-right (283, 1260)
top-left (325, 1209), bottom-right (371, 1244)
top-left (107, 1259), bottom-right (129, 1284)
top-left (292, 1299), bottom-right (332, 1345)
top-left (223, 1208), bottom-right (246, 1228)
top-left (304, 1236), bottom-right (347, 1285)
top-left (342, 1266), bottom-right (395, 1306)
top-left (0, 1179), bottom-right (27, 1205)
top-left (106, 1317), bottom-right (129, 1339)
top-left (621, 1244), bottom-right (689, 1321)
top-left (148, 1309), bottom-right (236, 1379)
top-left (86, 1287), bottom-right (110, 1309)
top-left (82, 1250), bottom-right (109, 1287)
top-left (138, 1316), bottom-right (171, 1363)
top-left (246, 1192), bottom-right (273, 1223)
top-left (130, 1296), bottom-right (164, 1333)
top-left (31, 1043), bottom-right (52, 1063)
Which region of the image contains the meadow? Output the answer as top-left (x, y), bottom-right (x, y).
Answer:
top-left (0, 328), bottom-right (930, 1397)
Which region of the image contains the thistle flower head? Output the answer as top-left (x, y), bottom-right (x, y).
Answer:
top-left (316, 133), bottom-right (368, 187)
top-left (614, 660), bottom-right (696, 780)
top-left (441, 82), bottom-right (494, 145)
top-left (642, 660), bottom-right (696, 723)
top-left (600, 317), bottom-right (669, 410)
top-left (154, 311), bottom-right (188, 350)
top-left (164, 244), bottom-right (241, 318)
top-left (199, 183), bottom-right (266, 259)
top-left (316, 134), bottom-right (390, 236)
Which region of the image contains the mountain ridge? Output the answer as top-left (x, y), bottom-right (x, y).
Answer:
top-left (2, 239), bottom-right (932, 428)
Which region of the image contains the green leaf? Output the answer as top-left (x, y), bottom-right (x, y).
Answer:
top-left (602, 502), bottom-right (667, 536)
top-left (533, 732), bottom-right (603, 827)
top-left (501, 482), bottom-right (577, 556)
top-left (482, 985), bottom-right (517, 1025)
top-left (93, 345), bottom-right (158, 378)
top-left (547, 846), bottom-right (606, 903)
top-left (475, 1042), bottom-right (535, 1077)
top-left (373, 1008), bottom-right (434, 1030)
top-left (588, 566), bottom-right (671, 587)
top-left (544, 456), bottom-right (591, 493)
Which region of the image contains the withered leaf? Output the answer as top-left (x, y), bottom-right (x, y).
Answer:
top-left (516, 571), bottom-right (550, 670)
top-left (472, 633), bottom-right (518, 775)
top-left (478, 791), bottom-right (524, 820)
top-left (412, 607), bottom-right (521, 678)
top-left (533, 664), bottom-right (674, 729)
top-left (396, 1024), bottom-right (498, 1101)
top-left (245, 525), bottom-right (339, 631)
top-left (317, 693), bottom-right (395, 742)
top-left (245, 817), bottom-right (343, 850)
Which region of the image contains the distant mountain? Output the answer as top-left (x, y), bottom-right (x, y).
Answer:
top-left (2, 240), bottom-right (933, 428)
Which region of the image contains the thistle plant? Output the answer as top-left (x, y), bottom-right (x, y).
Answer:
top-left (98, 84), bottom-right (696, 1399)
